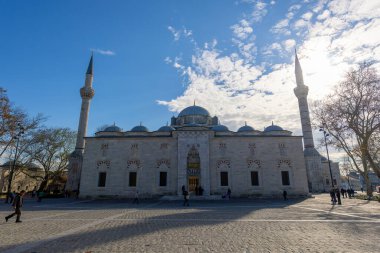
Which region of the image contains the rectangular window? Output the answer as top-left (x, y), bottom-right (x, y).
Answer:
top-left (98, 172), bottom-right (107, 187)
top-left (281, 171), bottom-right (290, 186)
top-left (159, 172), bottom-right (167, 187)
top-left (326, 179), bottom-right (330, 185)
top-left (333, 179), bottom-right (337, 185)
top-left (251, 171), bottom-right (259, 186)
top-left (129, 172), bottom-right (137, 187)
top-left (220, 171), bottom-right (228, 186)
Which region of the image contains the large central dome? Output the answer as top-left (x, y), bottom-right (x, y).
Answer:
top-left (178, 105), bottom-right (210, 117)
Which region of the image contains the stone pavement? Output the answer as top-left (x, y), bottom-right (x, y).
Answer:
top-left (0, 194), bottom-right (379, 253)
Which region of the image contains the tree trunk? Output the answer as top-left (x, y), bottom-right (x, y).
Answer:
top-left (38, 175), bottom-right (49, 192)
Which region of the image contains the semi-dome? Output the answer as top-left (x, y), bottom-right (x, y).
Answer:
top-left (212, 125), bottom-right (229, 132)
top-left (104, 125), bottom-right (122, 132)
top-left (178, 105), bottom-right (210, 117)
top-left (264, 123), bottom-right (283, 132)
top-left (131, 125), bottom-right (149, 132)
top-left (157, 125), bottom-right (175, 132)
top-left (238, 123), bottom-right (255, 132)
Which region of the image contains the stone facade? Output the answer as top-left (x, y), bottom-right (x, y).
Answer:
top-left (79, 119), bottom-right (309, 198)
top-left (0, 162), bottom-right (44, 193)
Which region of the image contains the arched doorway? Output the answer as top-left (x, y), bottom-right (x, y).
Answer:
top-left (187, 145), bottom-right (200, 192)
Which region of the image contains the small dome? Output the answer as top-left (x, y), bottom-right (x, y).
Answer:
top-left (238, 124), bottom-right (255, 132)
top-left (131, 125), bottom-right (149, 132)
top-left (157, 125), bottom-right (175, 132)
top-left (212, 125), bottom-right (229, 132)
top-left (264, 123), bottom-right (283, 132)
top-left (104, 125), bottom-right (122, 132)
top-left (178, 105), bottom-right (210, 117)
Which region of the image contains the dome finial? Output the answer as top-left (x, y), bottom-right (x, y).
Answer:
top-left (272, 121), bottom-right (274, 126)
top-left (193, 100), bottom-right (196, 106)
top-left (245, 121), bottom-right (247, 126)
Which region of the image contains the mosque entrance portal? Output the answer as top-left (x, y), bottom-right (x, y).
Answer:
top-left (187, 145), bottom-right (200, 193)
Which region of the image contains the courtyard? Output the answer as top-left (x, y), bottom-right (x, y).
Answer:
top-left (0, 194), bottom-right (379, 253)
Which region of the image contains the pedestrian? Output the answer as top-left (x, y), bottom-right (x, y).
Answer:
top-left (227, 188), bottom-right (231, 199)
top-left (199, 186), bottom-right (203, 196)
top-left (31, 190), bottom-right (36, 198)
top-left (133, 190), bottom-right (139, 204)
top-left (283, 190), bottom-right (288, 201)
top-left (344, 189), bottom-right (348, 198)
top-left (336, 188), bottom-right (342, 205)
top-left (330, 189), bottom-right (336, 205)
top-left (181, 185), bottom-right (186, 195)
top-left (340, 188), bottom-right (345, 199)
top-left (183, 191), bottom-right (189, 206)
top-left (5, 190), bottom-right (25, 223)
top-left (37, 190), bottom-right (43, 202)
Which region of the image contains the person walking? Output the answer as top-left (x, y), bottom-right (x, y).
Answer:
top-left (336, 188), bottom-right (342, 205)
top-left (340, 188), bottom-right (345, 199)
top-left (283, 190), bottom-right (288, 201)
top-left (183, 191), bottom-right (189, 206)
top-left (133, 190), bottom-right (139, 204)
top-left (227, 188), bottom-right (231, 199)
top-left (5, 190), bottom-right (25, 223)
top-left (330, 189), bottom-right (336, 205)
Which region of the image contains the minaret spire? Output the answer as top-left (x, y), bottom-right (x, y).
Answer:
top-left (293, 51), bottom-right (314, 149)
top-left (86, 53), bottom-right (94, 75)
top-left (295, 49), bottom-right (304, 86)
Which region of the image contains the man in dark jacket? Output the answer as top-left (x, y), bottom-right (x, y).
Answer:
top-left (5, 190), bottom-right (25, 223)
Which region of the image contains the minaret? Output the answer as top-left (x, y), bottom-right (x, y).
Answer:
top-left (293, 51), bottom-right (314, 149)
top-left (76, 54), bottom-right (95, 150)
top-left (67, 55), bottom-right (95, 192)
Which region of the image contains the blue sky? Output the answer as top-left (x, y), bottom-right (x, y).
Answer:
top-left (1, 0), bottom-right (379, 160)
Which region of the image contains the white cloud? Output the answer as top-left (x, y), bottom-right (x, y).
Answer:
top-left (251, 1), bottom-right (268, 22)
top-left (288, 4), bottom-right (301, 12)
top-left (159, 0), bottom-right (380, 136)
top-left (231, 19), bottom-right (253, 40)
top-left (91, 48), bottom-right (115, 56)
top-left (282, 39), bottom-right (296, 52)
top-left (168, 26), bottom-right (180, 41)
top-left (294, 19), bottom-right (309, 29)
top-left (270, 18), bottom-right (290, 35)
top-left (317, 10), bottom-right (330, 20)
top-left (301, 12), bottom-right (313, 20)
top-left (168, 26), bottom-right (193, 41)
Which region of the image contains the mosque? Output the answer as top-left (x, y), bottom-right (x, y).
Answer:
top-left (66, 53), bottom-right (340, 198)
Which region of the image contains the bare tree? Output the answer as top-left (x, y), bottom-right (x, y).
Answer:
top-left (0, 87), bottom-right (45, 158)
top-left (26, 128), bottom-right (76, 191)
top-left (313, 62), bottom-right (380, 196)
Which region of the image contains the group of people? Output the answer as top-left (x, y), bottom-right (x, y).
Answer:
top-left (329, 188), bottom-right (342, 205)
top-left (340, 188), bottom-right (355, 198)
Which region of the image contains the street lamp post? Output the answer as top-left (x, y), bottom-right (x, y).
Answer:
top-left (319, 125), bottom-right (334, 189)
top-left (5, 123), bottom-right (24, 204)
